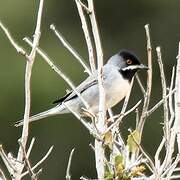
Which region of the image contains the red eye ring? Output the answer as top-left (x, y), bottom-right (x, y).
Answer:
top-left (126, 59), bottom-right (132, 65)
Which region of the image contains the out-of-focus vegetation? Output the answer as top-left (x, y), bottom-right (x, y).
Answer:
top-left (0, 0), bottom-right (180, 179)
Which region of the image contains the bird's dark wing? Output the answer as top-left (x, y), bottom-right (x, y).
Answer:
top-left (53, 75), bottom-right (98, 104)
top-left (53, 91), bottom-right (72, 104)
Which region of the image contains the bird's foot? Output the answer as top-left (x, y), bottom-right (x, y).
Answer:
top-left (81, 107), bottom-right (96, 119)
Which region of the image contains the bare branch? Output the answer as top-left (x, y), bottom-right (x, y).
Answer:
top-left (105, 99), bottom-right (142, 134)
top-left (170, 175), bottom-right (180, 180)
top-left (135, 108), bottom-right (140, 129)
top-left (87, 0), bottom-right (105, 178)
top-left (0, 145), bottom-right (16, 175)
top-left (174, 42), bottom-right (180, 152)
top-left (27, 137), bottom-right (36, 158)
top-left (80, 176), bottom-right (91, 180)
top-left (50, 24), bottom-right (91, 75)
top-left (0, 21), bottom-right (28, 58)
top-left (169, 67), bottom-right (175, 126)
top-left (29, 0), bottom-right (44, 60)
top-left (20, 146), bottom-right (54, 178)
top-left (147, 89), bottom-right (176, 116)
top-left (78, 0), bottom-right (91, 14)
top-left (18, 140), bottom-right (36, 179)
top-left (128, 130), bottom-right (158, 177)
top-left (75, 0), bottom-right (96, 72)
top-left (162, 154), bottom-right (180, 178)
top-left (138, 24), bottom-right (152, 137)
top-left (0, 168), bottom-right (7, 180)
top-left (135, 74), bottom-right (146, 94)
top-left (15, 1), bottom-right (44, 178)
top-left (155, 137), bottom-right (165, 170)
top-left (156, 46), bottom-right (169, 140)
top-left (66, 148), bottom-right (75, 180)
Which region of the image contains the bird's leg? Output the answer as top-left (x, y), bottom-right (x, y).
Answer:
top-left (81, 107), bottom-right (96, 119)
top-left (81, 107), bottom-right (101, 134)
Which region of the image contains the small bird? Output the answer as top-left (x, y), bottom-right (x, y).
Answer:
top-left (15, 50), bottom-right (148, 127)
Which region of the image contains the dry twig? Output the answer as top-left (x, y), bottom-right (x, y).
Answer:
top-left (75, 0), bottom-right (96, 72)
top-left (50, 24), bottom-right (91, 75)
top-left (138, 24), bottom-right (152, 137)
top-left (66, 148), bottom-right (75, 180)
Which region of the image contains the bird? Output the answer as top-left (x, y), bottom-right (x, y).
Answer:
top-left (14, 50), bottom-right (148, 127)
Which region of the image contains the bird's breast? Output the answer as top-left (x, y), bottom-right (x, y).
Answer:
top-left (104, 73), bottom-right (131, 109)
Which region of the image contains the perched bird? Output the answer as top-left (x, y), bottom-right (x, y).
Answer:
top-left (15, 50), bottom-right (148, 127)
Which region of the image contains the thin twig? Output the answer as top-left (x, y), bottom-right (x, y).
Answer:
top-left (138, 24), bottom-right (152, 138)
top-left (110, 78), bottom-right (134, 135)
top-left (156, 46), bottom-right (169, 140)
top-left (80, 176), bottom-right (91, 180)
top-left (170, 175), bottom-right (180, 179)
top-left (0, 145), bottom-right (16, 175)
top-left (27, 137), bottom-right (36, 158)
top-left (18, 140), bottom-right (36, 179)
top-left (155, 137), bottom-right (165, 170)
top-left (78, 0), bottom-right (91, 14)
top-left (135, 74), bottom-right (146, 94)
top-left (75, 0), bottom-right (96, 72)
top-left (169, 67), bottom-right (175, 126)
top-left (105, 100), bottom-right (142, 134)
top-left (50, 24), bottom-right (91, 75)
top-left (0, 168), bottom-right (7, 180)
top-left (173, 167), bottom-right (180, 172)
top-left (20, 146), bottom-right (54, 178)
top-left (161, 130), bottom-right (176, 173)
top-left (162, 154), bottom-right (180, 178)
top-left (129, 130), bottom-right (158, 178)
top-left (158, 67), bottom-right (176, 172)
top-left (135, 108), bottom-right (140, 129)
top-left (107, 108), bottom-right (115, 123)
top-left (66, 148), bottom-right (75, 180)
top-left (121, 78), bottom-right (134, 115)
top-left (147, 89), bottom-right (176, 116)
top-left (0, 21), bottom-right (28, 58)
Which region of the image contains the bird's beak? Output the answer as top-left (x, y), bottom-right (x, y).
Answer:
top-left (137, 64), bottom-right (149, 70)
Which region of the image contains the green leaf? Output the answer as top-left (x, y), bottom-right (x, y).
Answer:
top-left (115, 155), bottom-right (124, 166)
top-left (105, 174), bottom-right (114, 180)
top-left (104, 164), bottom-right (113, 180)
top-left (103, 131), bottom-right (113, 149)
top-left (127, 130), bottom-right (140, 153)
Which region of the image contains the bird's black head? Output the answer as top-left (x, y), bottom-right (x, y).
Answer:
top-left (108, 50), bottom-right (148, 81)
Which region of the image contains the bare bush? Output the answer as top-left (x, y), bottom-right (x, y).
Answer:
top-left (0, 0), bottom-right (180, 179)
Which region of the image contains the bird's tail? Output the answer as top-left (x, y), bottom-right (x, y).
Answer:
top-left (14, 105), bottom-right (66, 127)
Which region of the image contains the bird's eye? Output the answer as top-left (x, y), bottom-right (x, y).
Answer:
top-left (126, 59), bottom-right (132, 65)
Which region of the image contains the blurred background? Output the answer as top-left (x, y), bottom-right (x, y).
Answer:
top-left (0, 0), bottom-right (180, 179)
